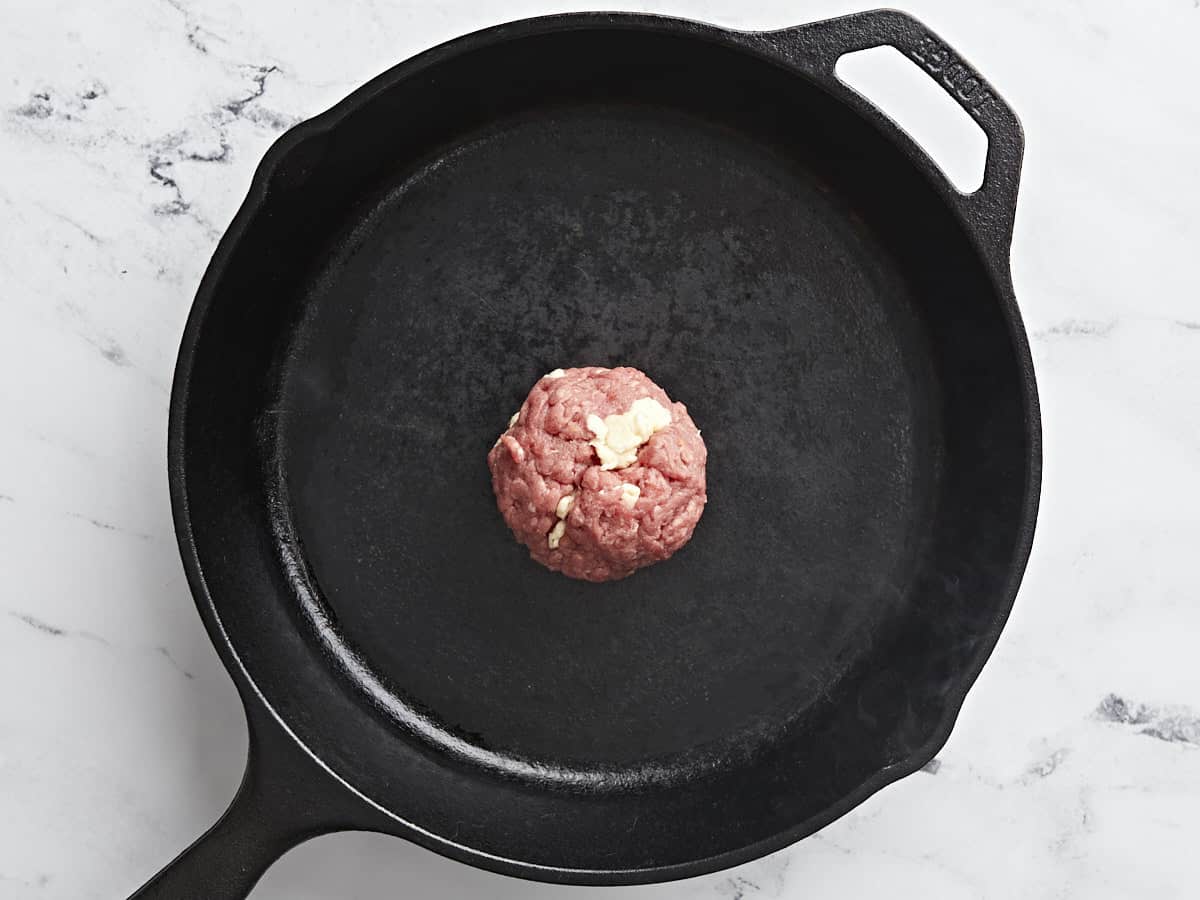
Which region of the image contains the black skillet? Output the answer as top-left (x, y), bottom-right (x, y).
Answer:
top-left (130, 9), bottom-right (1040, 897)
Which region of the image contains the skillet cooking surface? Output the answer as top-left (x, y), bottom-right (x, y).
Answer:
top-left (274, 101), bottom-right (937, 779)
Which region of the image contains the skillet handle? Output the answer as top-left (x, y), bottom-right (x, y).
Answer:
top-left (771, 8), bottom-right (1024, 250)
top-left (127, 709), bottom-right (354, 900)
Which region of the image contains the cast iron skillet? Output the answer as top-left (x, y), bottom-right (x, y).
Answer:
top-left (131, 9), bottom-right (1040, 898)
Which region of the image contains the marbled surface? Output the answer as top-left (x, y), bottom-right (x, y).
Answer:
top-left (2, 0), bottom-right (1198, 897)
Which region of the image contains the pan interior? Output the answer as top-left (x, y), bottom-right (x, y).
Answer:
top-left (270, 97), bottom-right (937, 782)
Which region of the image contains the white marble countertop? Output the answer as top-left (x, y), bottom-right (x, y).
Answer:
top-left (2, 0), bottom-right (1198, 897)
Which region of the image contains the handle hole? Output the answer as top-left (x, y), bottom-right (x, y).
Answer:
top-left (835, 46), bottom-right (987, 193)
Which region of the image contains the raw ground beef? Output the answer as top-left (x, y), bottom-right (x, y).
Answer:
top-left (487, 366), bottom-right (707, 582)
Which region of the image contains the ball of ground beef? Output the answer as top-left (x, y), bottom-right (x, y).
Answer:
top-left (487, 366), bottom-right (707, 582)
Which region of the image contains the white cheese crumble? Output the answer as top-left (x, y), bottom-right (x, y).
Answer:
top-left (586, 397), bottom-right (672, 470)
top-left (545, 369), bottom-right (566, 379)
top-left (549, 492), bottom-right (575, 548)
top-left (620, 483), bottom-right (641, 509)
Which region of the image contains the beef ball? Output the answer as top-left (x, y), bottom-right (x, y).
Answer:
top-left (488, 366), bottom-right (707, 582)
